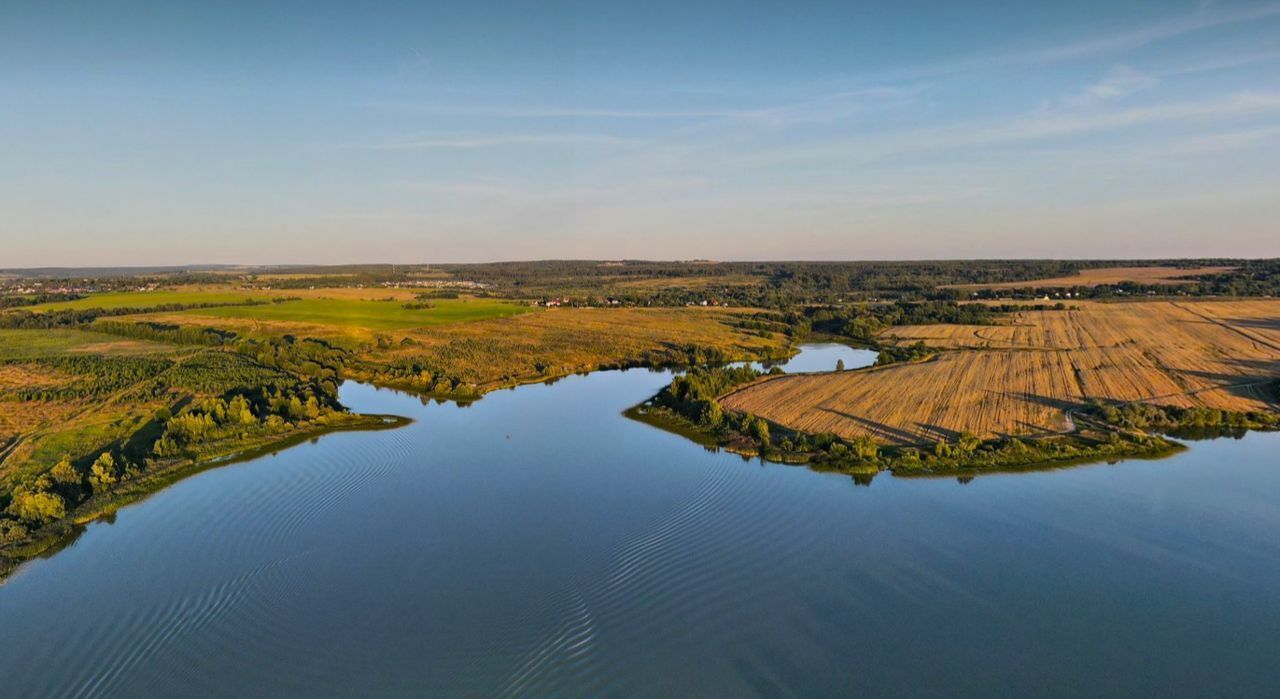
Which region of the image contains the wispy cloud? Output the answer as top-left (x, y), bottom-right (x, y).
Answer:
top-left (1051, 65), bottom-right (1160, 110)
top-left (359, 133), bottom-right (641, 150)
top-left (1161, 47), bottom-right (1280, 76)
top-left (1026, 2), bottom-right (1280, 61)
top-left (731, 91), bottom-right (1280, 169)
top-left (768, 2), bottom-right (1280, 91)
top-left (1083, 65), bottom-right (1159, 101)
top-left (983, 91), bottom-right (1280, 146)
top-left (724, 86), bottom-right (924, 127)
top-left (371, 3), bottom-right (1280, 129)
top-left (364, 102), bottom-right (744, 120)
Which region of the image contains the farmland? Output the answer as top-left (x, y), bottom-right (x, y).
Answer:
top-left (26, 289), bottom-right (271, 311)
top-left (179, 296), bottom-right (532, 331)
top-left (723, 300), bottom-right (1280, 446)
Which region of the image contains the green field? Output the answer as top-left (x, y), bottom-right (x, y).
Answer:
top-left (0, 328), bottom-right (171, 359)
top-left (28, 290), bottom-right (267, 311)
top-left (180, 297), bottom-right (534, 330)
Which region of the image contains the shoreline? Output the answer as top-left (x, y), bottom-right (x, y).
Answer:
top-left (1, 347), bottom-right (794, 581)
top-left (625, 385), bottom-right (1214, 484)
top-left (1, 411), bottom-right (411, 581)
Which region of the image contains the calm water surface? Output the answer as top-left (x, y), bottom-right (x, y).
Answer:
top-left (2, 345), bottom-right (1279, 697)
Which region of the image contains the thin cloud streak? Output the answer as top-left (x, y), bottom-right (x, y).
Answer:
top-left (1027, 2), bottom-right (1280, 61)
top-left (734, 91), bottom-right (1280, 169)
top-left (357, 133), bottom-right (642, 150)
top-left (367, 3), bottom-right (1280, 127)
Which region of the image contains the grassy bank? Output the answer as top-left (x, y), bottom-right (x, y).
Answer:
top-left (1, 411), bottom-right (407, 579)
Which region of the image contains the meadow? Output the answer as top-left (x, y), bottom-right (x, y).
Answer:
top-left (354, 306), bottom-right (792, 393)
top-left (722, 300), bottom-right (1280, 446)
top-left (0, 328), bottom-right (166, 359)
top-left (28, 290), bottom-right (270, 311)
top-left (116, 292), bottom-right (789, 394)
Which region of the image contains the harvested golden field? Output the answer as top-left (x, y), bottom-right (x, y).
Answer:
top-left (724, 300), bottom-right (1280, 446)
top-left (946, 265), bottom-right (1235, 289)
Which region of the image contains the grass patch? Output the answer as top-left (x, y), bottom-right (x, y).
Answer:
top-left (0, 328), bottom-right (172, 359)
top-left (180, 297), bottom-right (533, 330)
top-left (26, 290), bottom-right (270, 312)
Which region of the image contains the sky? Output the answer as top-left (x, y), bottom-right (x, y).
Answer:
top-left (2, 0), bottom-right (1279, 266)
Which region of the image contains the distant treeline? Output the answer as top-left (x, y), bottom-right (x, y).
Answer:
top-left (432, 259), bottom-right (1273, 306)
top-left (0, 293), bottom-right (83, 308)
top-left (953, 260), bottom-right (1280, 300)
top-left (7, 259), bottom-right (1277, 307)
top-left (793, 300), bottom-right (1068, 344)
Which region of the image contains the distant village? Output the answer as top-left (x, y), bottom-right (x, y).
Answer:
top-left (1, 279), bottom-right (159, 295)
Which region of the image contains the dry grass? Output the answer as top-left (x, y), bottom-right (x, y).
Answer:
top-left (116, 305), bottom-right (789, 391)
top-left (0, 401), bottom-right (80, 445)
top-left (946, 266), bottom-right (1235, 289)
top-left (723, 300), bottom-right (1280, 445)
top-left (0, 365), bottom-right (70, 391)
top-left (373, 306), bottom-right (788, 388)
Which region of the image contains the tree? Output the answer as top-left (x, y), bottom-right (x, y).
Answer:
top-left (7, 487), bottom-right (67, 524)
top-left (0, 518), bottom-right (29, 544)
top-left (850, 435), bottom-right (879, 460)
top-left (697, 400), bottom-right (724, 428)
top-left (89, 452), bottom-right (118, 490)
top-left (745, 416), bottom-right (771, 446)
top-left (50, 456), bottom-right (82, 486)
top-left (229, 394), bottom-right (256, 425)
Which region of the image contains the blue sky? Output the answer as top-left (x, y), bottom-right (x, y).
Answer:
top-left (2, 0), bottom-right (1279, 265)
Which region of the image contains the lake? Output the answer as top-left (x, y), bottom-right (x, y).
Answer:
top-left (1, 344), bottom-right (1278, 697)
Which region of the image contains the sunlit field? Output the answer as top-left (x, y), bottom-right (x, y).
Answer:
top-left (180, 297), bottom-right (533, 331)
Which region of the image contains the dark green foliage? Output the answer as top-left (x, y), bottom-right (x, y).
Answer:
top-left (661, 365), bottom-right (762, 408)
top-left (0, 293), bottom-right (83, 309)
top-left (94, 320), bottom-right (235, 346)
top-left (92, 320), bottom-right (348, 401)
top-left (875, 342), bottom-right (932, 365)
top-left (4, 355), bottom-right (174, 400)
top-left (806, 301), bottom-right (1062, 342)
top-left (1087, 401), bottom-right (1280, 433)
